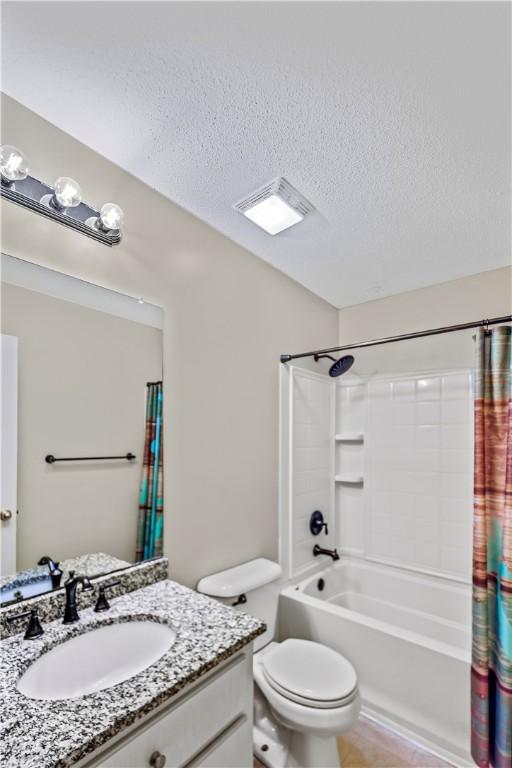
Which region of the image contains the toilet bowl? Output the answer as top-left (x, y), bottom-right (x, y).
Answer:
top-left (253, 640), bottom-right (360, 767)
top-left (197, 559), bottom-right (360, 768)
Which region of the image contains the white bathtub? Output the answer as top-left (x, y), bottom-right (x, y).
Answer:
top-left (279, 559), bottom-right (472, 766)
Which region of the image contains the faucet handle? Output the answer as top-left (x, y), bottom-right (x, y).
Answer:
top-left (7, 608), bottom-right (44, 640)
top-left (94, 581), bottom-right (121, 612)
top-left (310, 510), bottom-right (329, 536)
top-left (65, 571), bottom-right (92, 589)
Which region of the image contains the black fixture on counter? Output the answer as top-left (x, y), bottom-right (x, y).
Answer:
top-left (38, 555), bottom-right (63, 588)
top-left (45, 452), bottom-right (136, 464)
top-left (94, 581), bottom-right (121, 612)
top-left (63, 571), bottom-right (92, 624)
top-left (7, 608), bottom-right (44, 639)
top-left (309, 510), bottom-right (329, 536)
top-left (313, 544), bottom-right (340, 561)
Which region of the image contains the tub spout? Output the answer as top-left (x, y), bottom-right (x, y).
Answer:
top-left (313, 544), bottom-right (340, 561)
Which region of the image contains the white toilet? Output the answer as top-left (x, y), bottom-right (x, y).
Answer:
top-left (197, 558), bottom-right (360, 768)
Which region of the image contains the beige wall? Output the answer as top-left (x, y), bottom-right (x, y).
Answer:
top-left (338, 267), bottom-right (512, 375)
top-left (0, 95), bottom-right (338, 587)
top-left (2, 282), bottom-right (163, 569)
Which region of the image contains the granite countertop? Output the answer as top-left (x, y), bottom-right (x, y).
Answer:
top-left (59, 552), bottom-right (131, 580)
top-left (1, 552), bottom-right (131, 593)
top-left (0, 579), bottom-right (265, 768)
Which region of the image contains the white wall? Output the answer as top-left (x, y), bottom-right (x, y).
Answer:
top-left (0, 94), bottom-right (338, 587)
top-left (334, 269), bottom-right (510, 580)
top-left (1, 282), bottom-right (163, 569)
top-left (338, 267), bottom-right (512, 376)
top-left (284, 264), bottom-right (512, 583)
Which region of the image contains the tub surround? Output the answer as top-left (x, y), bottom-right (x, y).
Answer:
top-left (1, 579), bottom-right (265, 768)
top-left (0, 557), bottom-right (168, 639)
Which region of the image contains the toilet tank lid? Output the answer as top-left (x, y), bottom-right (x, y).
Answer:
top-left (197, 558), bottom-right (282, 598)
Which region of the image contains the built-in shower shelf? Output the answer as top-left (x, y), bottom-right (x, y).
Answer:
top-left (335, 475), bottom-right (364, 484)
top-left (335, 433), bottom-right (364, 442)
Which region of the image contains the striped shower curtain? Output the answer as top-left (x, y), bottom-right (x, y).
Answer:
top-left (471, 327), bottom-right (512, 768)
top-left (136, 381), bottom-right (164, 561)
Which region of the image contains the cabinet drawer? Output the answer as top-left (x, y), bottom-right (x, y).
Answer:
top-left (184, 716), bottom-right (251, 768)
top-left (99, 653), bottom-right (250, 768)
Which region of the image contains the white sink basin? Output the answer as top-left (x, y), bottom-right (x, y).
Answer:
top-left (17, 621), bottom-right (176, 700)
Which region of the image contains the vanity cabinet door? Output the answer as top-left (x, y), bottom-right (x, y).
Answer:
top-left (97, 652), bottom-right (252, 768)
top-left (183, 716), bottom-right (251, 768)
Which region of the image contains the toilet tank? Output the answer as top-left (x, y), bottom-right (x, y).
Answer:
top-left (197, 558), bottom-right (282, 652)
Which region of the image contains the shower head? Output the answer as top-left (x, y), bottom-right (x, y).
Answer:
top-left (314, 353), bottom-right (355, 377)
top-left (329, 354), bottom-right (355, 377)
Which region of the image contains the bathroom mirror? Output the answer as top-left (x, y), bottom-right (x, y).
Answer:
top-left (0, 254), bottom-right (164, 606)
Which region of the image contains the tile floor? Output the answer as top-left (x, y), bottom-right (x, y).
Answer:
top-left (254, 715), bottom-right (455, 768)
top-left (337, 717), bottom-right (454, 767)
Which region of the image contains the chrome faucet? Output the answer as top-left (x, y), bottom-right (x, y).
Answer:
top-left (63, 570), bottom-right (92, 624)
top-left (313, 544), bottom-right (340, 561)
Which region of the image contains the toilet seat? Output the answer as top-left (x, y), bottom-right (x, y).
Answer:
top-left (261, 638), bottom-right (358, 709)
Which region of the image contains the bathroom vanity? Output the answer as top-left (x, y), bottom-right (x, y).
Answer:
top-left (89, 651), bottom-right (253, 768)
top-left (0, 576), bottom-right (264, 768)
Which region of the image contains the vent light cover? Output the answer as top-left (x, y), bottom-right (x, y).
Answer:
top-left (234, 177), bottom-right (314, 235)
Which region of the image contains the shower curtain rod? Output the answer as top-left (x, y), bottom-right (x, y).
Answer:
top-left (279, 314), bottom-right (512, 364)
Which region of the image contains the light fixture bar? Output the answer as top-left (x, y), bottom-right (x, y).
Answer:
top-left (1, 175), bottom-right (121, 247)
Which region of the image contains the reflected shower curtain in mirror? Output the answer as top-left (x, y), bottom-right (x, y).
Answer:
top-left (471, 327), bottom-right (512, 768)
top-left (136, 381), bottom-right (164, 561)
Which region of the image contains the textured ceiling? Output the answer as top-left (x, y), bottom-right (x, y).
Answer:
top-left (1, 1), bottom-right (510, 308)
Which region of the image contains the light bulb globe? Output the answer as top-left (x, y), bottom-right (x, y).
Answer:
top-left (100, 202), bottom-right (124, 232)
top-left (0, 145), bottom-right (29, 183)
top-left (53, 177), bottom-right (82, 209)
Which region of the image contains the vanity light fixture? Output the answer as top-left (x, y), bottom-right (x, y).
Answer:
top-left (52, 177), bottom-right (83, 209)
top-left (0, 145), bottom-right (29, 183)
top-left (234, 177), bottom-right (315, 235)
top-left (0, 144), bottom-right (124, 246)
top-left (99, 202), bottom-right (124, 233)
top-left (85, 202), bottom-right (124, 235)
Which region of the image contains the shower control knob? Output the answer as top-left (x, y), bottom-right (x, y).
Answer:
top-left (149, 752), bottom-right (166, 768)
top-left (310, 510), bottom-right (328, 536)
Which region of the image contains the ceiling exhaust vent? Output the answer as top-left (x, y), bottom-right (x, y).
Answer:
top-left (234, 177), bottom-right (315, 235)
